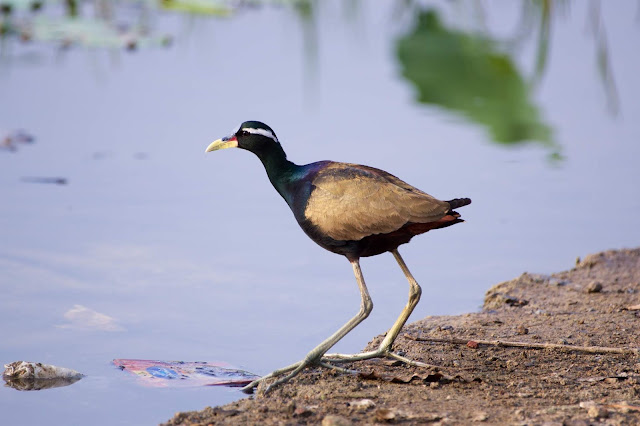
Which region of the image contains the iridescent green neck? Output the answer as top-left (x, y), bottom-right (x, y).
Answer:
top-left (255, 143), bottom-right (300, 204)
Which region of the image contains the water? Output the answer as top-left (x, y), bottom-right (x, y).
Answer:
top-left (1, 1), bottom-right (639, 424)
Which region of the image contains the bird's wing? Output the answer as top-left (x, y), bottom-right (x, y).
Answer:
top-left (304, 163), bottom-right (451, 241)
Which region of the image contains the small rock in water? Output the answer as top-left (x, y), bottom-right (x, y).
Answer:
top-left (3, 361), bottom-right (84, 380)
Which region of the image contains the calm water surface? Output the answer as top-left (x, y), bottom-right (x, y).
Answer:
top-left (1, 1), bottom-right (639, 424)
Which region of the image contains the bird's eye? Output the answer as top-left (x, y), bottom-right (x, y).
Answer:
top-left (238, 130), bottom-right (249, 136)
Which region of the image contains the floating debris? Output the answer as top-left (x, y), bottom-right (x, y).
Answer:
top-left (21, 177), bottom-right (68, 185)
top-left (113, 359), bottom-right (259, 387)
top-left (1, 129), bottom-right (34, 152)
top-left (57, 304), bottom-right (124, 331)
top-left (3, 361), bottom-right (84, 391)
top-left (4, 361), bottom-right (84, 380)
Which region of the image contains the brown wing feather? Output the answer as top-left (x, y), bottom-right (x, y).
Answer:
top-left (304, 163), bottom-right (451, 241)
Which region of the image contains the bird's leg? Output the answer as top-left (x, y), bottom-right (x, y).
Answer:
top-left (376, 249), bottom-right (422, 353)
top-left (322, 249), bottom-right (428, 367)
top-left (241, 258), bottom-right (373, 394)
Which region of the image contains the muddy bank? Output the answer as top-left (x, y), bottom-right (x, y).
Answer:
top-left (165, 248), bottom-right (640, 425)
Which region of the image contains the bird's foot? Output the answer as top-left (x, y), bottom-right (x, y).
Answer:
top-left (318, 361), bottom-right (360, 374)
top-left (241, 360), bottom-right (304, 394)
top-left (241, 350), bottom-right (436, 395)
top-left (240, 356), bottom-right (363, 395)
top-left (322, 348), bottom-right (439, 369)
top-left (241, 353), bottom-right (329, 395)
top-left (385, 351), bottom-right (439, 368)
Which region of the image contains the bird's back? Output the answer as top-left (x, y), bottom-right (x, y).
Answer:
top-left (302, 162), bottom-right (463, 243)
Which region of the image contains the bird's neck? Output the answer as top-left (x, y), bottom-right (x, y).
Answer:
top-left (255, 145), bottom-right (300, 204)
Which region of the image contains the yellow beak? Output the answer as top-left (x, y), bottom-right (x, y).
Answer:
top-left (205, 136), bottom-right (238, 153)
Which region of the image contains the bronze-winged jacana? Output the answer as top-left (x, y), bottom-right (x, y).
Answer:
top-left (206, 121), bottom-right (470, 393)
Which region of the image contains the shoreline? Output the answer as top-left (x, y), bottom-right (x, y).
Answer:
top-left (165, 248), bottom-right (640, 425)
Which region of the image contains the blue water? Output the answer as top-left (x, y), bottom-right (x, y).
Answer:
top-left (1, 2), bottom-right (639, 424)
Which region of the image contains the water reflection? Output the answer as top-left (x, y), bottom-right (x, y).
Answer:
top-left (0, 0), bottom-right (312, 50)
top-left (522, 0), bottom-right (619, 115)
top-left (0, 0), bottom-right (171, 50)
top-left (396, 9), bottom-right (553, 147)
top-left (394, 0), bottom-right (621, 150)
top-left (3, 376), bottom-right (82, 391)
top-left (0, 1), bottom-right (622, 154)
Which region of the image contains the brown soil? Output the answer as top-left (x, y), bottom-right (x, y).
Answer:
top-left (165, 248), bottom-right (640, 425)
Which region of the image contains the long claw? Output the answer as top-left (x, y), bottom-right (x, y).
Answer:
top-left (318, 361), bottom-right (359, 374)
top-left (240, 360), bottom-right (304, 394)
top-left (386, 351), bottom-right (435, 368)
top-left (243, 350), bottom-right (435, 394)
top-left (324, 349), bottom-right (440, 369)
top-left (263, 362), bottom-right (309, 393)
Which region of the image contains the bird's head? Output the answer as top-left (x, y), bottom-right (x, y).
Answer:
top-left (206, 121), bottom-right (281, 156)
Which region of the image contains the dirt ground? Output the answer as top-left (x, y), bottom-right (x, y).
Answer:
top-left (164, 248), bottom-right (640, 425)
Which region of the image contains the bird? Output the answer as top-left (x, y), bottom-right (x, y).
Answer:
top-left (205, 121), bottom-right (471, 393)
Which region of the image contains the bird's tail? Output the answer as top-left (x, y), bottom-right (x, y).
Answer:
top-left (447, 198), bottom-right (472, 210)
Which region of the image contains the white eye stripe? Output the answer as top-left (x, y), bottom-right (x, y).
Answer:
top-left (242, 127), bottom-right (278, 142)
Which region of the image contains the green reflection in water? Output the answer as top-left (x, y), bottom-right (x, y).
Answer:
top-left (159, 0), bottom-right (233, 16)
top-left (0, 0), bottom-right (311, 50)
top-left (0, 1), bottom-right (620, 159)
top-left (396, 9), bottom-right (553, 147)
